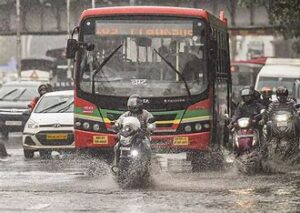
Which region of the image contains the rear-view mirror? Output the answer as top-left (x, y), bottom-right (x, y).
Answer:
top-left (66, 39), bottom-right (78, 59)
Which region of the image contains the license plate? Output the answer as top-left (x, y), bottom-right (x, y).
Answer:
top-left (93, 136), bottom-right (108, 144)
top-left (46, 133), bottom-right (68, 140)
top-left (277, 121), bottom-right (287, 127)
top-left (5, 120), bottom-right (22, 126)
top-left (173, 136), bottom-right (189, 146)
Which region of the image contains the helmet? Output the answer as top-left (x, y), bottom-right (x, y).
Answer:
top-left (261, 87), bottom-right (272, 99)
top-left (240, 87), bottom-right (254, 103)
top-left (38, 84), bottom-right (48, 95)
top-left (276, 86), bottom-right (288, 102)
top-left (127, 94), bottom-right (143, 113)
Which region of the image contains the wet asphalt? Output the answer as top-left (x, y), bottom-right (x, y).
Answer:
top-left (0, 134), bottom-right (299, 212)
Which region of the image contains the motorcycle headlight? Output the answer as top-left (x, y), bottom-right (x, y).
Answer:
top-left (237, 118), bottom-right (250, 128)
top-left (120, 136), bottom-right (132, 146)
top-left (131, 149), bottom-right (139, 157)
top-left (274, 114), bottom-right (289, 122)
top-left (27, 120), bottom-right (39, 129)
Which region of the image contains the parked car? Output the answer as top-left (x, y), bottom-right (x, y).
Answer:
top-left (0, 81), bottom-right (41, 139)
top-left (22, 90), bottom-right (74, 158)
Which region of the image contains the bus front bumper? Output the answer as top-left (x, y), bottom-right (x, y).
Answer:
top-left (75, 130), bottom-right (210, 152)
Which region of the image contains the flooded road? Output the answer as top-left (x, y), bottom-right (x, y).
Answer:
top-left (0, 136), bottom-right (299, 212)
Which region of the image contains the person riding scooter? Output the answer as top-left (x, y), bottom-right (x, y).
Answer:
top-left (112, 94), bottom-right (155, 168)
top-left (230, 87), bottom-right (265, 129)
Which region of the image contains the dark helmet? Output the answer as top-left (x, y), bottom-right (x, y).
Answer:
top-left (240, 87), bottom-right (255, 103)
top-left (276, 86), bottom-right (288, 102)
top-left (261, 87), bottom-right (272, 99)
top-left (38, 84), bottom-right (48, 95)
top-left (127, 94), bottom-right (143, 113)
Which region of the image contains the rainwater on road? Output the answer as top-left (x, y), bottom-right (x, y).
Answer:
top-left (0, 135), bottom-right (299, 212)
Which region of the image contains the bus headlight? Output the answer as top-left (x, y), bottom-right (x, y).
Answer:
top-left (184, 125), bottom-right (192, 132)
top-left (204, 123), bottom-right (210, 129)
top-left (93, 124), bottom-right (100, 131)
top-left (75, 121), bottom-right (81, 127)
top-left (83, 122), bottom-right (90, 130)
top-left (195, 123), bottom-right (202, 131)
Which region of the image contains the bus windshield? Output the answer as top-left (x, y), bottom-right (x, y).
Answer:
top-left (79, 17), bottom-right (207, 98)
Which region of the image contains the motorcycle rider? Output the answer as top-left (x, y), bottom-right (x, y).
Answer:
top-left (262, 86), bottom-right (299, 131)
top-left (260, 87), bottom-right (273, 109)
top-left (229, 86), bottom-right (265, 129)
top-left (112, 94), bottom-right (155, 168)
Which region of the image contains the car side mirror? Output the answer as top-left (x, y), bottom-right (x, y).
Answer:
top-left (66, 38), bottom-right (78, 59)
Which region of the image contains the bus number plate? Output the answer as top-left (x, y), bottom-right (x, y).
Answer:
top-left (93, 136), bottom-right (108, 144)
top-left (173, 137), bottom-right (189, 146)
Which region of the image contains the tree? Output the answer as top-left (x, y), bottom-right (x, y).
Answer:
top-left (239, 0), bottom-right (300, 53)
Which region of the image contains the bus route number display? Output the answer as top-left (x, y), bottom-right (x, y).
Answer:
top-left (95, 21), bottom-right (193, 37)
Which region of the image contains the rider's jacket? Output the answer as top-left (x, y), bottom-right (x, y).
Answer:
top-left (265, 99), bottom-right (296, 120)
top-left (116, 109), bottom-right (154, 133)
top-left (260, 98), bottom-right (272, 110)
top-left (232, 100), bottom-right (265, 123)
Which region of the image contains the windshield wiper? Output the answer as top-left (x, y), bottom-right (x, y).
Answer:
top-left (38, 101), bottom-right (67, 113)
top-left (0, 89), bottom-right (18, 100)
top-left (12, 88), bottom-right (27, 101)
top-left (92, 44), bottom-right (123, 95)
top-left (152, 48), bottom-right (191, 98)
top-left (56, 101), bottom-right (74, 113)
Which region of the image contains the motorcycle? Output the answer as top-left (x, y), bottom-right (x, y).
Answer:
top-left (265, 109), bottom-right (300, 165)
top-left (231, 112), bottom-right (264, 175)
top-left (110, 116), bottom-right (155, 188)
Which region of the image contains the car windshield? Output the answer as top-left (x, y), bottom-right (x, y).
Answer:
top-left (35, 95), bottom-right (74, 113)
top-left (79, 17), bottom-right (207, 98)
top-left (256, 77), bottom-right (296, 94)
top-left (0, 85), bottom-right (39, 101)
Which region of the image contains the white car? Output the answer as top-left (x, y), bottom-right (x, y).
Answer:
top-left (23, 90), bottom-right (74, 158)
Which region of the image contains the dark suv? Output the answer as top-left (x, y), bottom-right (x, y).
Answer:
top-left (0, 81), bottom-right (40, 139)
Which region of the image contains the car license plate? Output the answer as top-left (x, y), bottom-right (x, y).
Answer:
top-left (5, 120), bottom-right (22, 126)
top-left (173, 136), bottom-right (189, 146)
top-left (277, 121), bottom-right (287, 127)
top-left (93, 136), bottom-right (108, 144)
top-left (46, 133), bottom-right (68, 140)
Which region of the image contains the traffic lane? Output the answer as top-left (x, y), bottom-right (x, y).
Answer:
top-left (0, 138), bottom-right (300, 212)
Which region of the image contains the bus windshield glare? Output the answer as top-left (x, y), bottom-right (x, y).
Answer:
top-left (79, 17), bottom-right (207, 98)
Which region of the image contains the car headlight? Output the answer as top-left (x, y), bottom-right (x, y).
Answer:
top-left (237, 118), bottom-right (250, 128)
top-left (27, 120), bottom-right (39, 129)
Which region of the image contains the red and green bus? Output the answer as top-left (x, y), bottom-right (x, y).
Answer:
top-left (66, 6), bottom-right (231, 170)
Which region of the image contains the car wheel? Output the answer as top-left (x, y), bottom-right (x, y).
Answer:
top-left (39, 150), bottom-right (51, 159)
top-left (24, 150), bottom-right (34, 159)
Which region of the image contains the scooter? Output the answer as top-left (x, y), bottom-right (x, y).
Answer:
top-left (231, 112), bottom-right (264, 175)
top-left (111, 116), bottom-right (155, 188)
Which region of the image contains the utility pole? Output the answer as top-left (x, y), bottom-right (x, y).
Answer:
top-left (16, 0), bottom-right (21, 79)
top-left (92, 0), bottom-right (95, 8)
top-left (67, 0), bottom-right (71, 79)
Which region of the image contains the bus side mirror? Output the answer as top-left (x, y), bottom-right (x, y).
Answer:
top-left (66, 39), bottom-right (78, 59)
